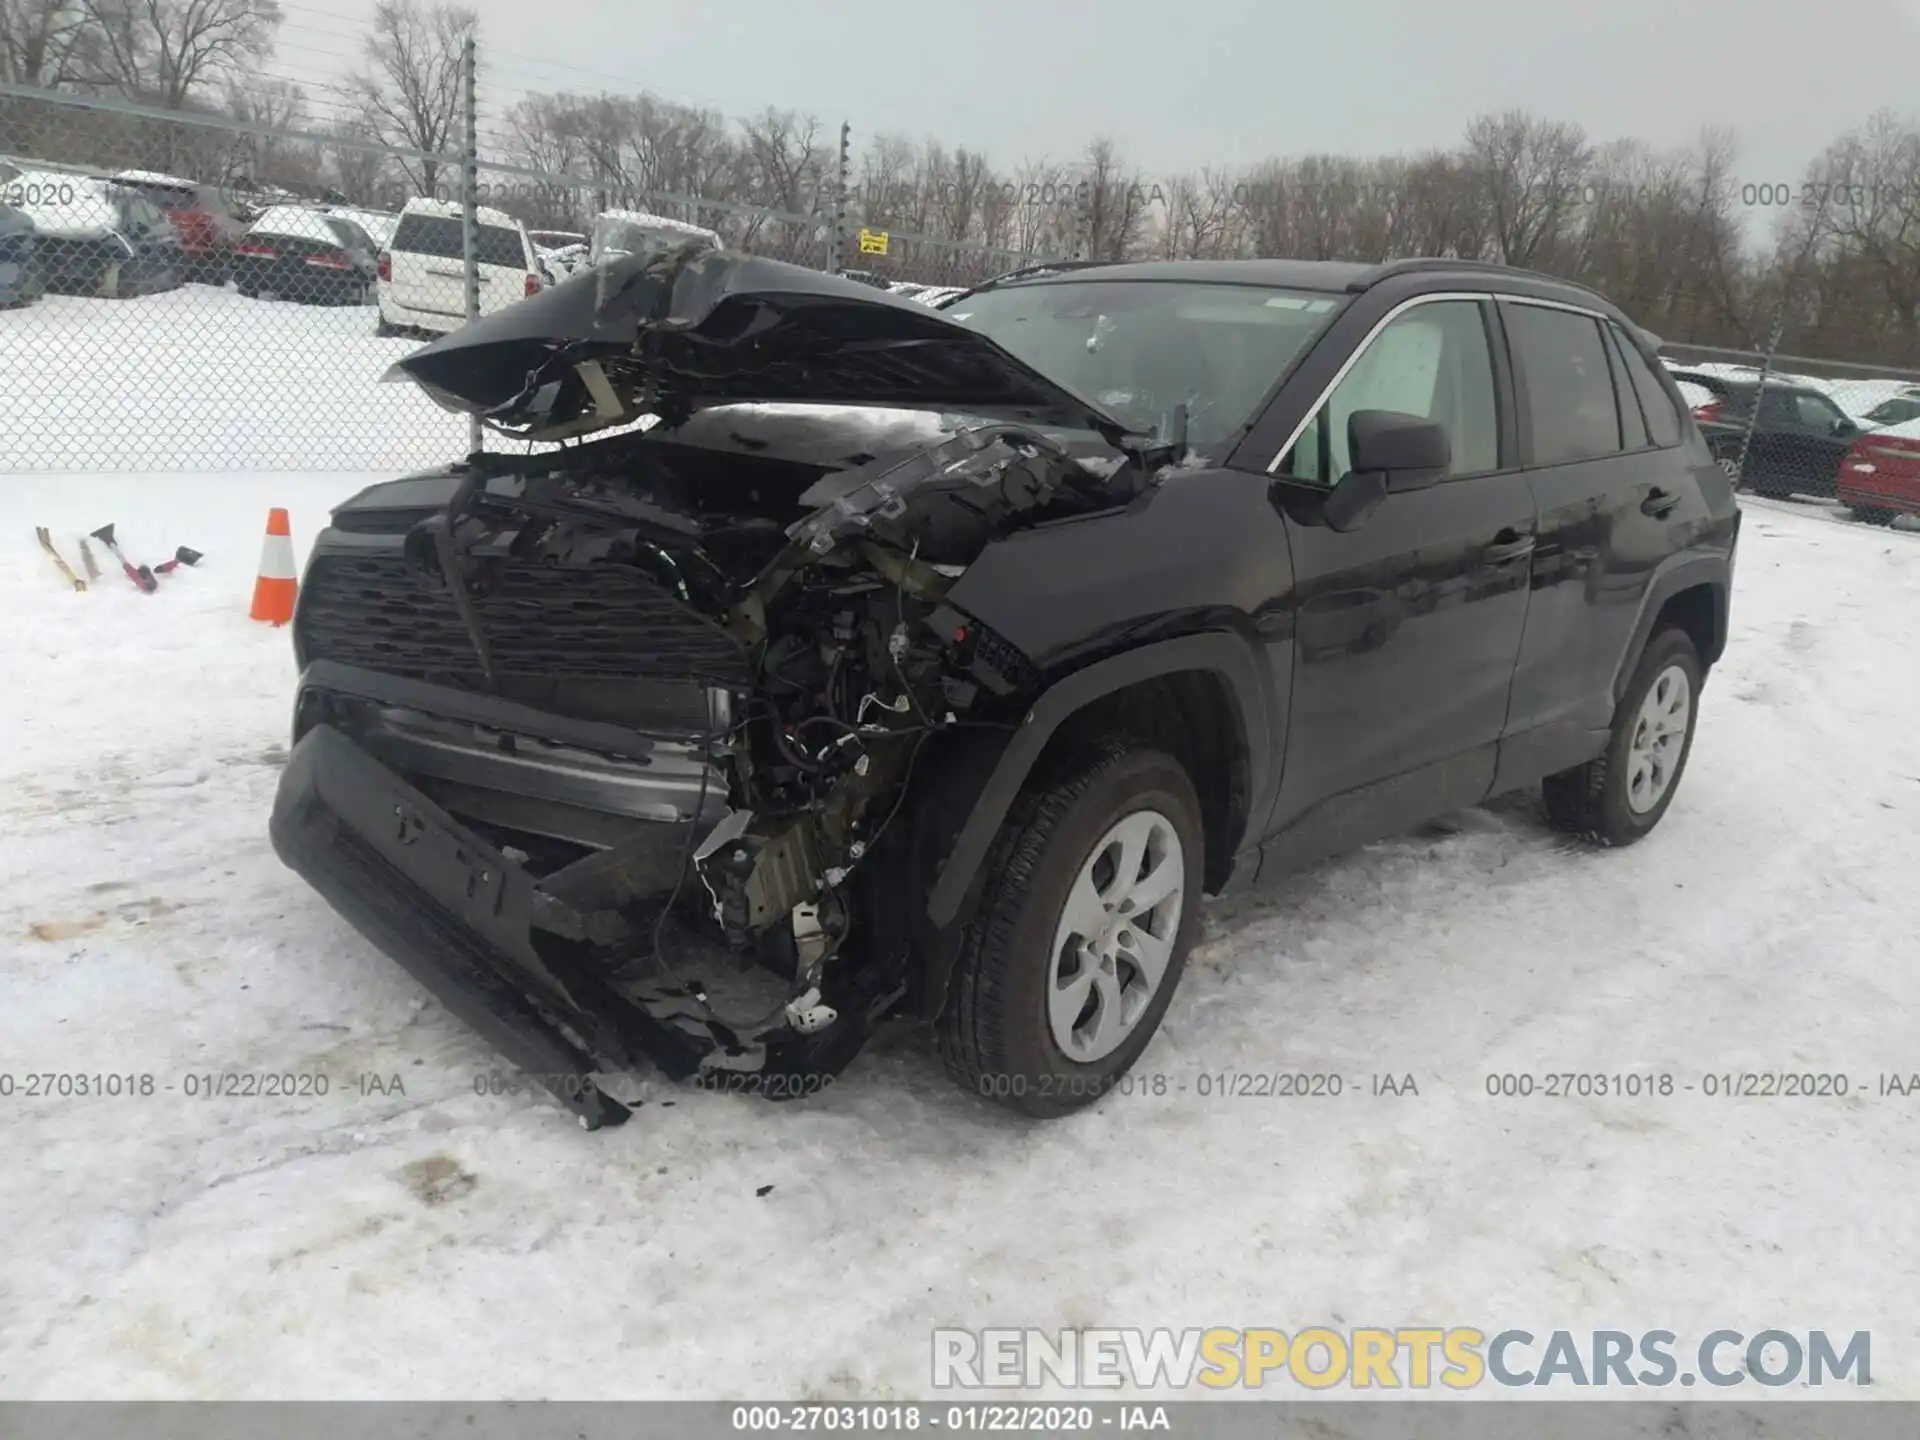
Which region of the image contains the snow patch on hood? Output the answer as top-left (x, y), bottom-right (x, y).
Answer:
top-left (669, 402), bottom-right (962, 466)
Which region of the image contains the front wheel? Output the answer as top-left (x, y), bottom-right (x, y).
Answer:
top-left (1544, 627), bottom-right (1703, 846)
top-left (937, 741), bottom-right (1204, 1117)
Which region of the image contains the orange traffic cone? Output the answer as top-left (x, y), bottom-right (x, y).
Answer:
top-left (249, 507), bottom-right (297, 625)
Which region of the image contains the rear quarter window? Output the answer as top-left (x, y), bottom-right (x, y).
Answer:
top-left (1608, 323), bottom-right (1683, 447)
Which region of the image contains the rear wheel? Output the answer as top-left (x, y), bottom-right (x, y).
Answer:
top-left (1544, 628), bottom-right (1702, 846)
top-left (937, 741), bottom-right (1204, 1118)
top-left (374, 313), bottom-right (400, 337)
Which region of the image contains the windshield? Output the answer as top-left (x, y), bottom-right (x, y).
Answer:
top-left (1866, 396), bottom-right (1920, 425)
top-left (944, 280), bottom-right (1346, 446)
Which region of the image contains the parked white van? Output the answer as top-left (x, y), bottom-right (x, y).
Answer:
top-left (375, 197), bottom-right (543, 337)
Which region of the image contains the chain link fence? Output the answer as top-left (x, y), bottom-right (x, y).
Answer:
top-left (1654, 340), bottom-right (1920, 504)
top-left (10, 76), bottom-right (1920, 488)
top-left (0, 80), bottom-right (1046, 474)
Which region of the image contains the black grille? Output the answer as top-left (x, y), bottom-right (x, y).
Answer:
top-left (297, 550), bottom-right (752, 690)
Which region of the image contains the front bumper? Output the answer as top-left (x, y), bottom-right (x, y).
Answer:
top-left (271, 722), bottom-right (881, 1126)
top-left (377, 288), bottom-right (466, 334)
top-left (271, 723), bottom-right (687, 1127)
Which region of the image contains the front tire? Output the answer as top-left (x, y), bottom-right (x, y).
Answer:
top-left (938, 741), bottom-right (1204, 1117)
top-left (1544, 627), bottom-right (1703, 846)
top-left (1847, 505), bottom-right (1896, 526)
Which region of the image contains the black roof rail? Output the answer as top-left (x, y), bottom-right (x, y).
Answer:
top-left (1347, 256), bottom-right (1612, 303)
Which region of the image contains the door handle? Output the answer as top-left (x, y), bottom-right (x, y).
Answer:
top-left (1484, 530), bottom-right (1536, 565)
top-left (1641, 487), bottom-right (1681, 517)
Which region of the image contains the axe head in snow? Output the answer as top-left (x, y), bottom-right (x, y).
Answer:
top-left (90, 522), bottom-right (116, 546)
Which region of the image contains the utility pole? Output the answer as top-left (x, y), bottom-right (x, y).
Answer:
top-left (460, 33), bottom-right (481, 454)
top-left (827, 120), bottom-right (850, 275)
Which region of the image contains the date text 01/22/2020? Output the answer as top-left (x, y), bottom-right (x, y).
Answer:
top-left (973, 1072), bottom-right (1421, 1102)
top-left (0, 1071), bottom-right (405, 1100)
top-left (1482, 1072), bottom-right (1920, 1098)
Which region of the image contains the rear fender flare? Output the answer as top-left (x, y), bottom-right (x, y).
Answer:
top-left (925, 631), bottom-right (1274, 931)
top-left (1611, 552), bottom-right (1731, 702)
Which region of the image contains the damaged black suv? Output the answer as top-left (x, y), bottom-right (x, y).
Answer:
top-left (270, 248), bottom-right (1739, 1128)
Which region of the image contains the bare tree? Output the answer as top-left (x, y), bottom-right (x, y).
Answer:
top-left (222, 72), bottom-right (312, 187)
top-left (327, 115), bottom-right (391, 206)
top-left (1804, 111), bottom-right (1920, 356)
top-left (1462, 110), bottom-right (1591, 269)
top-left (77, 0), bottom-right (281, 107)
top-left (1072, 137), bottom-right (1149, 261)
top-left (1, 0), bottom-right (93, 85)
top-left (740, 106), bottom-right (821, 212)
top-left (350, 0), bottom-right (474, 194)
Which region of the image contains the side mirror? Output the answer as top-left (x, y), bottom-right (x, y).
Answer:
top-left (1834, 417), bottom-right (1857, 436)
top-left (1321, 411), bottom-right (1451, 533)
top-left (1349, 409), bottom-right (1451, 488)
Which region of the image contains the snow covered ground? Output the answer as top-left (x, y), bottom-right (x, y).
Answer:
top-left (0, 287), bottom-right (466, 473)
top-left (3, 286), bottom-right (1919, 1402)
top-left (2, 473), bottom-right (1918, 1401)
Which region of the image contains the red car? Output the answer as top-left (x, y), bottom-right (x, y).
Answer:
top-left (1838, 419), bottom-right (1920, 525)
top-left (111, 170), bottom-right (247, 284)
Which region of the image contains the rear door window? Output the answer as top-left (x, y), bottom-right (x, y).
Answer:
top-left (1788, 391), bottom-right (1846, 432)
top-left (1503, 302), bottom-right (1623, 465)
top-left (1757, 390), bottom-right (1797, 428)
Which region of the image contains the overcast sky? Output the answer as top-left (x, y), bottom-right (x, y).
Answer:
top-left (286, 0), bottom-right (1920, 212)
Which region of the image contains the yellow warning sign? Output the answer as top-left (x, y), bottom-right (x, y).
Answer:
top-left (857, 228), bottom-right (889, 256)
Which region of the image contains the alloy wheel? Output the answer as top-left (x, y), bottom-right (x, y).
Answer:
top-left (1047, 808), bottom-right (1186, 1062)
top-left (1626, 664), bottom-right (1691, 814)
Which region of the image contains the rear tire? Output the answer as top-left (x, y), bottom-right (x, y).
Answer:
top-left (1544, 628), bottom-right (1702, 846)
top-left (1847, 505), bottom-right (1896, 526)
top-left (374, 313), bottom-right (399, 337)
top-left (937, 740), bottom-right (1204, 1118)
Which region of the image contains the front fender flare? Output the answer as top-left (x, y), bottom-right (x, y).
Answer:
top-left (925, 631), bottom-right (1275, 930)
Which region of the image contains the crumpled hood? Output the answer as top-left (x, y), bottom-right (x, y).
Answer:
top-left (384, 246), bottom-right (1133, 443)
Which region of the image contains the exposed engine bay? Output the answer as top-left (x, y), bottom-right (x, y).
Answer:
top-left (292, 407), bottom-right (1152, 1096)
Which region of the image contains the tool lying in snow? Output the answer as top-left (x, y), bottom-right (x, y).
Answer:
top-left (36, 527), bottom-right (86, 591)
top-left (77, 537), bottom-right (102, 581)
top-left (89, 523), bottom-right (157, 594)
top-left (153, 545), bottom-right (204, 575)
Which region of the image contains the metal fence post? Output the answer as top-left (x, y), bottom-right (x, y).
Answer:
top-left (827, 120), bottom-right (850, 274)
top-left (1729, 311), bottom-right (1785, 489)
top-left (460, 34), bottom-right (481, 454)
